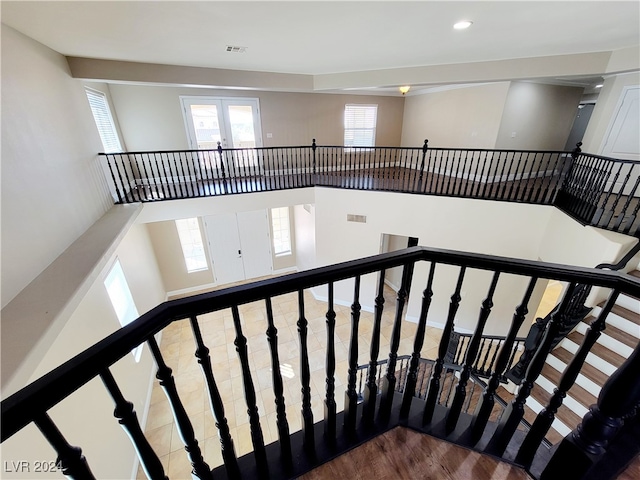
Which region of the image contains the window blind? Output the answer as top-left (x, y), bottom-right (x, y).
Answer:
top-left (85, 88), bottom-right (123, 153)
top-left (344, 104), bottom-right (378, 147)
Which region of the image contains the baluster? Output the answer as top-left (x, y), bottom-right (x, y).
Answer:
top-left (516, 290), bottom-right (621, 467)
top-left (400, 263), bottom-right (436, 418)
top-left (524, 152), bottom-right (540, 202)
top-left (297, 290), bottom-right (316, 455)
top-left (446, 272), bottom-right (500, 433)
top-left (495, 152), bottom-right (511, 199)
top-left (33, 413), bottom-right (95, 479)
top-left (471, 277), bottom-right (537, 443)
top-left (487, 282), bottom-right (578, 457)
top-left (100, 368), bottom-right (168, 480)
top-left (613, 173), bottom-right (640, 231)
top-left (105, 154), bottom-right (124, 204)
top-left (541, 316), bottom-right (640, 480)
top-left (605, 165), bottom-right (634, 229)
top-left (478, 339), bottom-right (494, 375)
top-left (506, 339), bottom-right (523, 375)
top-left (378, 259), bottom-right (416, 424)
top-left (623, 188), bottom-right (640, 235)
top-left (324, 283), bottom-right (337, 443)
top-left (116, 153), bottom-right (135, 202)
top-left (423, 267), bottom-right (466, 424)
top-left (594, 163), bottom-right (623, 224)
top-left (344, 276), bottom-right (362, 437)
top-left (472, 338), bottom-right (485, 368)
top-left (459, 150), bottom-right (471, 197)
top-left (486, 339), bottom-right (501, 376)
top-left (189, 316), bottom-right (240, 477)
top-left (147, 337), bottom-right (212, 479)
top-left (137, 153), bottom-right (151, 201)
top-left (263, 298), bottom-right (293, 468)
top-left (230, 306), bottom-right (269, 475)
top-left (362, 271), bottom-right (386, 426)
top-left (464, 381), bottom-right (477, 414)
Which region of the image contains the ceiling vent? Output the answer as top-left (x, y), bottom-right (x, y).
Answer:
top-left (226, 45), bottom-right (247, 53)
top-left (347, 214), bottom-right (367, 223)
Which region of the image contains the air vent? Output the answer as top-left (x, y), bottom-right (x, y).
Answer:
top-left (347, 214), bottom-right (367, 223)
top-left (226, 45), bottom-right (247, 53)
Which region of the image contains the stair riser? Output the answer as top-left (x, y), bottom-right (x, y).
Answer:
top-left (575, 321), bottom-right (635, 357)
top-left (615, 293), bottom-right (640, 313)
top-left (526, 396), bottom-right (572, 437)
top-left (535, 374), bottom-right (590, 418)
top-left (559, 338), bottom-right (617, 376)
top-left (545, 354), bottom-right (601, 398)
top-left (590, 306), bottom-right (640, 337)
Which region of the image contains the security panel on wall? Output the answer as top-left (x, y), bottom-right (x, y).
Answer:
top-left (203, 210), bottom-right (272, 285)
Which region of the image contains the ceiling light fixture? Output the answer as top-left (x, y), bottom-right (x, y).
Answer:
top-left (595, 84), bottom-right (604, 88)
top-left (399, 86), bottom-right (411, 95)
top-left (453, 20), bottom-right (473, 30)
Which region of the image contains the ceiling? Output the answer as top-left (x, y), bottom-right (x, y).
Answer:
top-left (2, 1), bottom-right (639, 93)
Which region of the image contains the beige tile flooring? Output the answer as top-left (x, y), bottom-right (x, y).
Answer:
top-left (138, 285), bottom-right (442, 478)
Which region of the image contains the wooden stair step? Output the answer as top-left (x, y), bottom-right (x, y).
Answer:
top-left (628, 270), bottom-right (640, 279)
top-left (603, 323), bottom-right (639, 349)
top-left (566, 330), bottom-right (626, 368)
top-left (540, 364), bottom-right (597, 409)
top-left (550, 347), bottom-right (608, 387)
top-left (530, 384), bottom-right (583, 431)
top-left (598, 301), bottom-right (640, 326)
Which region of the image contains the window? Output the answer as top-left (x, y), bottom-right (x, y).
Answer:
top-left (344, 104), bottom-right (378, 147)
top-left (104, 259), bottom-right (142, 361)
top-left (270, 207), bottom-right (291, 256)
top-left (176, 218), bottom-right (208, 272)
top-left (85, 87), bottom-right (123, 153)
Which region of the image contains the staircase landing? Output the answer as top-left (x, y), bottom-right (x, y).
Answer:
top-left (299, 426), bottom-right (532, 480)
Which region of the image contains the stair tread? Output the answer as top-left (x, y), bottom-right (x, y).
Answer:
top-left (566, 330), bottom-right (627, 368)
top-left (628, 270), bottom-right (640, 279)
top-left (598, 301), bottom-right (640, 326)
top-left (603, 322), bottom-right (639, 349)
top-left (530, 384), bottom-right (583, 431)
top-left (551, 347), bottom-right (608, 387)
top-left (539, 363), bottom-right (597, 409)
top-left (522, 399), bottom-right (564, 445)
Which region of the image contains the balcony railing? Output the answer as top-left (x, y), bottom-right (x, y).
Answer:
top-left (2, 246), bottom-right (640, 479)
top-left (102, 141), bottom-right (640, 238)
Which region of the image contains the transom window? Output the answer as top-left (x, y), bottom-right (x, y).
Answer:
top-left (344, 104), bottom-right (378, 147)
top-left (176, 218), bottom-right (208, 272)
top-left (85, 87), bottom-right (123, 153)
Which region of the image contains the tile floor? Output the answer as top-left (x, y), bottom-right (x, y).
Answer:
top-left (138, 284), bottom-right (442, 478)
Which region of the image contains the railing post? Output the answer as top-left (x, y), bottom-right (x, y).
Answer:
top-left (217, 141), bottom-right (227, 186)
top-left (541, 325), bottom-right (640, 480)
top-left (417, 139), bottom-right (429, 189)
top-left (362, 271), bottom-right (386, 427)
top-left (344, 276), bottom-right (362, 437)
top-left (312, 138), bottom-right (317, 177)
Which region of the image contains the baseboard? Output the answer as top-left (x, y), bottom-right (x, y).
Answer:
top-left (166, 282), bottom-right (218, 298)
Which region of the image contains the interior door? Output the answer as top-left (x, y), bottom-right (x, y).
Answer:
top-left (237, 210), bottom-right (272, 279)
top-left (203, 213), bottom-right (245, 284)
top-left (602, 86), bottom-right (640, 160)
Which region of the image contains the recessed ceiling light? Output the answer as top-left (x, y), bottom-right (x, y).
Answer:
top-left (595, 84), bottom-right (604, 88)
top-left (453, 20), bottom-right (473, 30)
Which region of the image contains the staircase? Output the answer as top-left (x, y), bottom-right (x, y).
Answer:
top-left (525, 269), bottom-right (640, 445)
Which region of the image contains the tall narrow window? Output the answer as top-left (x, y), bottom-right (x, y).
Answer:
top-left (344, 104), bottom-right (378, 147)
top-left (176, 218), bottom-right (208, 272)
top-left (270, 207), bottom-right (291, 256)
top-left (85, 87), bottom-right (123, 153)
top-left (104, 259), bottom-right (142, 361)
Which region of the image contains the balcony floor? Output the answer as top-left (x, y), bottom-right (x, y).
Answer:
top-left (299, 426), bottom-right (532, 480)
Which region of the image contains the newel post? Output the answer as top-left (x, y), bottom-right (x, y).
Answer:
top-left (418, 139), bottom-right (429, 186)
top-left (312, 138), bottom-right (317, 175)
top-left (541, 339), bottom-right (640, 480)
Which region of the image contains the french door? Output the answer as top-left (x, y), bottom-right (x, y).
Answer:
top-left (181, 96), bottom-right (263, 177)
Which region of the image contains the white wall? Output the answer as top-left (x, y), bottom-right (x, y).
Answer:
top-left (313, 188), bottom-right (553, 334)
top-left (1, 26), bottom-right (114, 307)
top-left (1, 223), bottom-right (165, 479)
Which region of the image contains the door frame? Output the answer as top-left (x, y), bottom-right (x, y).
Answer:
top-left (180, 96), bottom-right (264, 150)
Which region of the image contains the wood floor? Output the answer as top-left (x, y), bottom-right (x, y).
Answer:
top-left (298, 427), bottom-right (532, 480)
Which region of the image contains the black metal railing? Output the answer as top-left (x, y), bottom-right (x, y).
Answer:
top-left (101, 141), bottom-right (640, 238)
top-left (2, 247), bottom-right (640, 479)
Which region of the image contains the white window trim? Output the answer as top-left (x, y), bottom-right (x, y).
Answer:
top-left (85, 87), bottom-right (123, 153)
top-left (270, 207), bottom-right (292, 257)
top-left (175, 218), bottom-right (209, 273)
top-left (104, 258), bottom-right (142, 362)
top-left (344, 104), bottom-right (378, 148)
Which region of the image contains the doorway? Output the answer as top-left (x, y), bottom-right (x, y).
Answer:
top-left (203, 210), bottom-right (272, 285)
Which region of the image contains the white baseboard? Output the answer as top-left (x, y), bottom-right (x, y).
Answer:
top-left (166, 282), bottom-right (218, 298)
